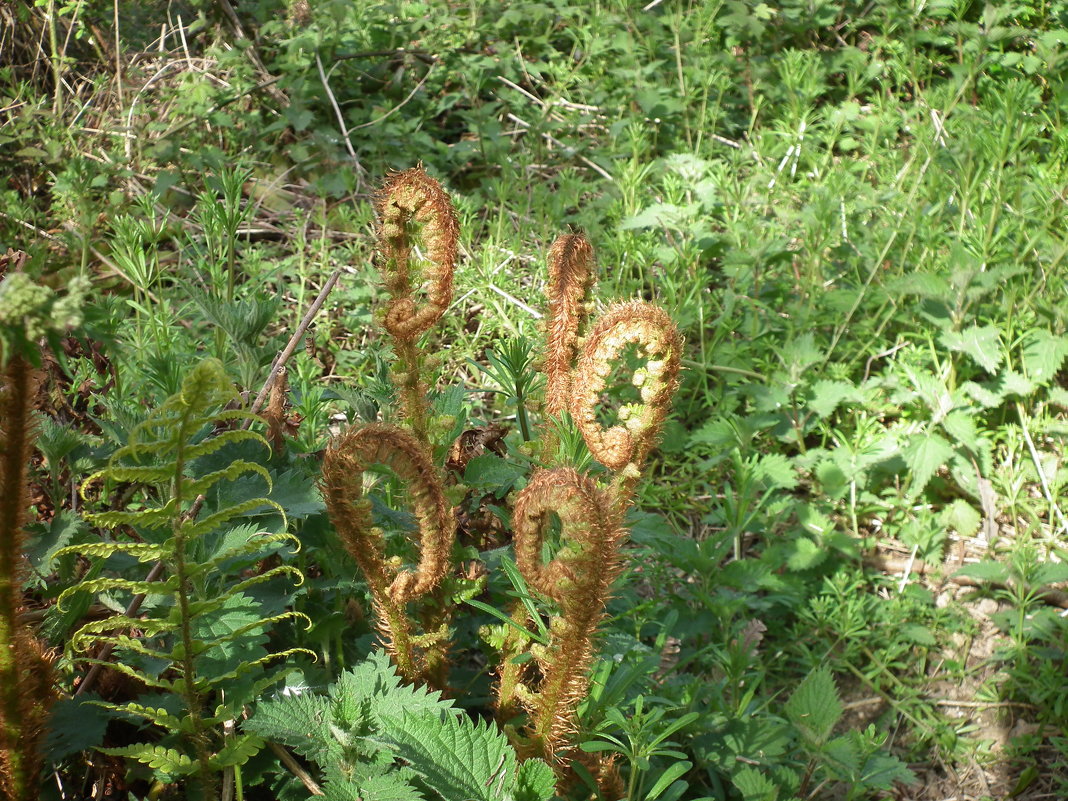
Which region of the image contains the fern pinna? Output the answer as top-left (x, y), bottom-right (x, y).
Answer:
top-left (57, 358), bottom-right (309, 799)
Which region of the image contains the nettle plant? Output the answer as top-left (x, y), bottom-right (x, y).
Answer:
top-left (313, 167), bottom-right (683, 792)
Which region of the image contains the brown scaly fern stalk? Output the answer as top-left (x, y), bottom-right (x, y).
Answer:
top-left (321, 423), bottom-right (455, 683)
top-left (543, 234), bottom-right (595, 420)
top-left (570, 300), bottom-right (683, 510)
top-left (376, 166), bottom-right (459, 447)
top-left (0, 355), bottom-right (55, 801)
top-left (509, 468), bottom-right (622, 770)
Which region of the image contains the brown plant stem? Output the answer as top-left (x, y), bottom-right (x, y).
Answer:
top-left (0, 355), bottom-right (55, 801)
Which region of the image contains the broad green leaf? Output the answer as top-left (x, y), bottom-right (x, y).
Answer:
top-left (1021, 329), bottom-right (1068, 384)
top-left (941, 499), bottom-right (980, 538)
top-left (939, 325), bottom-right (1002, 374)
top-left (515, 758), bottom-right (557, 801)
top-left (786, 537), bottom-right (825, 571)
top-left (380, 711), bottom-right (518, 801)
top-left (903, 432), bottom-right (955, 498)
top-left (464, 453), bottom-right (526, 498)
top-left (732, 766), bottom-right (779, 801)
top-left (954, 561), bottom-right (1010, 583)
top-left (807, 379), bottom-right (855, 419)
top-left (46, 696), bottom-right (110, 760)
top-left (940, 411), bottom-right (981, 454)
top-left (785, 665), bottom-right (841, 746)
top-left (998, 370), bottom-right (1037, 399)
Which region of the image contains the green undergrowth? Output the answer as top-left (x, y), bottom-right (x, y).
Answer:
top-left (4, 0), bottom-right (1068, 799)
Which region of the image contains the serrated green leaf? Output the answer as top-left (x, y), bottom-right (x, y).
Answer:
top-left (940, 325), bottom-right (1002, 374)
top-left (808, 379), bottom-right (856, 418)
top-left (998, 370), bottom-right (1037, 399)
top-left (45, 696), bottom-right (110, 760)
top-left (515, 758), bottom-right (556, 801)
top-left (821, 734), bottom-right (863, 776)
top-left (902, 432), bottom-right (955, 498)
top-left (380, 711), bottom-right (523, 801)
top-left (786, 537), bottom-right (825, 571)
top-left (1021, 329), bottom-right (1068, 384)
top-left (940, 411), bottom-right (981, 454)
top-left (954, 561), bottom-right (1010, 583)
top-left (464, 453), bottom-right (526, 498)
top-left (941, 499), bottom-right (980, 537)
top-left (785, 665), bottom-right (841, 746)
top-left (754, 452), bottom-right (798, 490)
top-left (732, 766), bottom-right (779, 801)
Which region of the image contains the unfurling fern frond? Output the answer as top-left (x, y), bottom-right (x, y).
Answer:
top-left (56, 359), bottom-right (309, 799)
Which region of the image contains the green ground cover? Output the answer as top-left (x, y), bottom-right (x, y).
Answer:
top-left (3, 1), bottom-right (1068, 798)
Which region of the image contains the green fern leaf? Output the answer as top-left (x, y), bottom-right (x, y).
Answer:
top-left (101, 744), bottom-right (196, 774)
top-left (86, 505), bottom-right (176, 530)
top-left (88, 700), bottom-right (186, 732)
top-left (53, 540), bottom-right (169, 563)
top-left (209, 734), bottom-right (265, 769)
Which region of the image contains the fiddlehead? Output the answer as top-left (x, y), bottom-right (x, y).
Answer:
top-left (375, 167), bottom-right (459, 445)
top-left (321, 422), bottom-right (456, 682)
top-left (543, 233), bottom-right (595, 420)
top-left (570, 300), bottom-right (682, 485)
top-left (505, 467), bottom-right (622, 767)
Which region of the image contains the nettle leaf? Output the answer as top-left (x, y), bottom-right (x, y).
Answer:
top-left (380, 711), bottom-right (536, 801)
top-left (997, 370), bottom-right (1037, 399)
top-left (954, 561), bottom-right (1010, 584)
top-left (321, 764), bottom-right (423, 801)
top-left (246, 691), bottom-right (336, 763)
top-left (1022, 329), bottom-right (1068, 384)
top-left (940, 411), bottom-right (981, 454)
top-left (902, 432), bottom-right (955, 498)
top-left (941, 499), bottom-right (980, 538)
top-left (731, 766), bottom-right (780, 801)
top-left (515, 758), bottom-right (556, 801)
top-left (807, 379), bottom-right (856, 418)
top-left (785, 665), bottom-right (842, 747)
top-left (46, 695), bottom-right (110, 760)
top-left (754, 452), bottom-right (798, 490)
top-left (464, 453), bottom-right (526, 498)
top-left (939, 324), bottom-right (1003, 374)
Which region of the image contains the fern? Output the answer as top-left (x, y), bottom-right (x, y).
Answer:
top-left (246, 650), bottom-right (555, 801)
top-left (56, 359), bottom-right (309, 798)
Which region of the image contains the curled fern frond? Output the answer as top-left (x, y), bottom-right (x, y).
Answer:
top-left (570, 301), bottom-right (683, 473)
top-left (322, 423), bottom-right (453, 604)
top-left (376, 166), bottom-right (459, 344)
top-left (321, 422), bottom-right (455, 682)
top-left (509, 468), bottom-right (623, 766)
top-left (543, 234), bottom-right (596, 420)
top-left (375, 167), bottom-right (459, 447)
